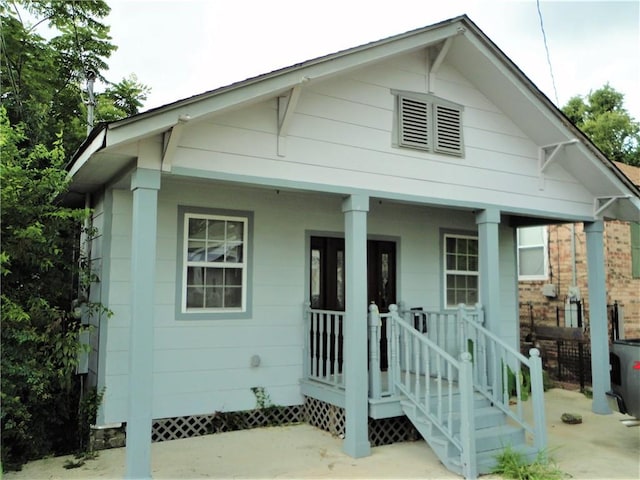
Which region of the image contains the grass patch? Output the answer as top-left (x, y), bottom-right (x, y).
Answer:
top-left (492, 445), bottom-right (566, 480)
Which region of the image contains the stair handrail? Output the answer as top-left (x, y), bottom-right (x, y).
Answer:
top-left (458, 305), bottom-right (547, 452)
top-left (388, 305), bottom-right (477, 478)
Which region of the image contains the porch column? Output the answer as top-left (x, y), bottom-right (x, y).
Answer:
top-left (341, 194), bottom-right (371, 458)
top-left (475, 209), bottom-right (501, 333)
top-left (125, 168), bottom-right (161, 479)
top-left (584, 220), bottom-right (612, 414)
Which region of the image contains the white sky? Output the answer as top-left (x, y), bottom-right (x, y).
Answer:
top-left (103, 0), bottom-right (640, 119)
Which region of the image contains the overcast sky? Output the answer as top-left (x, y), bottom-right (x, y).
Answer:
top-left (103, 0), bottom-right (640, 119)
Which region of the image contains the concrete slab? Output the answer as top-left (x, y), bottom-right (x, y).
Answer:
top-left (4, 388), bottom-right (639, 479)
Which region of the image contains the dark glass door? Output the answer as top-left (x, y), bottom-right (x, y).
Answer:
top-left (310, 237), bottom-right (396, 311)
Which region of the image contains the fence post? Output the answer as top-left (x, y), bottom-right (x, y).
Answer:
top-left (368, 303), bottom-right (382, 399)
top-left (459, 351), bottom-right (477, 480)
top-left (529, 348), bottom-right (547, 452)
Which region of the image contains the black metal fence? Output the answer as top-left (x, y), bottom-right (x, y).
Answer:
top-left (520, 301), bottom-right (624, 390)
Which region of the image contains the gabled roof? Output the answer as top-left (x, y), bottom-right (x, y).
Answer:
top-left (67, 14), bottom-right (639, 220)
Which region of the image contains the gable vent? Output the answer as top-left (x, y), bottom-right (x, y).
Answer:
top-left (434, 104), bottom-right (463, 156)
top-left (399, 97), bottom-right (430, 150)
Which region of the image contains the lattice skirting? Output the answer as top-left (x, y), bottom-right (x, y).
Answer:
top-left (152, 405), bottom-right (304, 443)
top-left (303, 396), bottom-right (419, 447)
top-left (93, 399), bottom-right (417, 449)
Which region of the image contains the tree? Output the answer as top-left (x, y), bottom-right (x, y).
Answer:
top-left (0, 0), bottom-right (150, 154)
top-left (562, 84), bottom-right (640, 166)
top-left (0, 1), bottom-right (148, 470)
top-left (0, 106), bottom-right (94, 469)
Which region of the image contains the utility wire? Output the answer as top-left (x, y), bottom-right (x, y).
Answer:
top-left (536, 0), bottom-right (560, 105)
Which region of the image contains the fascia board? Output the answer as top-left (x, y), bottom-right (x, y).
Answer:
top-left (104, 22), bottom-right (464, 149)
top-left (462, 24), bottom-right (640, 205)
top-left (67, 128), bottom-right (106, 179)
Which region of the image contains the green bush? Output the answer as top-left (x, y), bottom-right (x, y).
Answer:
top-left (0, 108), bottom-right (106, 470)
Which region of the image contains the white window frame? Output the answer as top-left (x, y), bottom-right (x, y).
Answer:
top-left (176, 207), bottom-right (252, 319)
top-left (517, 226), bottom-right (548, 281)
top-left (443, 233), bottom-right (479, 308)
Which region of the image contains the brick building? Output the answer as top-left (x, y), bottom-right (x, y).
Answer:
top-left (518, 162), bottom-right (640, 379)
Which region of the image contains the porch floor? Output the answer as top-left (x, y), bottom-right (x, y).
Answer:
top-left (6, 389), bottom-right (639, 479)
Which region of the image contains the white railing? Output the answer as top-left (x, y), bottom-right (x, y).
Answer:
top-left (458, 304), bottom-right (547, 452)
top-left (304, 302), bottom-right (546, 454)
top-left (386, 304), bottom-right (477, 480)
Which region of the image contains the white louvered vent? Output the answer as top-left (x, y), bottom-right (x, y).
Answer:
top-left (399, 97), bottom-right (430, 150)
top-left (434, 104), bottom-right (463, 156)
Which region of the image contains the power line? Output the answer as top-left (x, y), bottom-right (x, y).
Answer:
top-left (536, 0), bottom-right (559, 105)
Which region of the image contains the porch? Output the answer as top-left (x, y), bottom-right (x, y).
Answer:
top-left (300, 303), bottom-right (547, 478)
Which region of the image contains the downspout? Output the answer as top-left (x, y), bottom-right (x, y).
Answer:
top-left (571, 223), bottom-right (577, 289)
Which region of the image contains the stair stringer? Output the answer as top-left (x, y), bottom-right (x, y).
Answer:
top-left (401, 394), bottom-right (539, 478)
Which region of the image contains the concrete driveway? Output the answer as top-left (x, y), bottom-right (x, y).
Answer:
top-left (5, 388), bottom-right (639, 479)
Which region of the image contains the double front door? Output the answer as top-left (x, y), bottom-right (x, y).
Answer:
top-left (310, 236), bottom-right (396, 312)
top-left (310, 236), bottom-right (396, 372)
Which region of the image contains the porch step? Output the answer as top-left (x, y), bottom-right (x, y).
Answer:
top-left (402, 398), bottom-right (532, 477)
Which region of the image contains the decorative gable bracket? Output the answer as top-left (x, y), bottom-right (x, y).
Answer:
top-left (538, 139), bottom-right (578, 189)
top-left (277, 77), bottom-right (308, 157)
top-left (594, 195), bottom-right (632, 218)
top-left (162, 114), bottom-right (191, 172)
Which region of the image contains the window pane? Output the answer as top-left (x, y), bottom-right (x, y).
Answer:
top-left (468, 254), bottom-right (478, 271)
top-left (226, 244), bottom-right (243, 263)
top-left (188, 218), bottom-right (207, 239)
top-left (207, 242), bottom-right (225, 262)
top-left (188, 241), bottom-right (206, 261)
top-left (311, 249), bottom-right (321, 307)
top-left (186, 286), bottom-right (204, 308)
top-left (520, 247), bottom-right (544, 276)
top-left (225, 268), bottom-right (243, 286)
top-left (227, 221), bottom-right (244, 241)
top-left (187, 267), bottom-right (205, 286)
top-left (446, 253), bottom-right (456, 270)
top-left (519, 226), bottom-right (544, 246)
top-left (224, 286), bottom-right (242, 308)
top-left (208, 219), bottom-right (226, 240)
top-left (204, 268), bottom-right (223, 286)
top-left (204, 287), bottom-right (223, 308)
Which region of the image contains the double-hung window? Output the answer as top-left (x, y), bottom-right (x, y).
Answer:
top-left (517, 226), bottom-right (548, 280)
top-left (444, 233), bottom-right (478, 307)
top-left (179, 208), bottom-right (251, 316)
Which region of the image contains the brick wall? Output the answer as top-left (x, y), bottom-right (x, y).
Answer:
top-left (519, 221), bottom-right (640, 342)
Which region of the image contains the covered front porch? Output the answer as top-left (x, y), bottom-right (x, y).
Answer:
top-left (300, 301), bottom-right (547, 478)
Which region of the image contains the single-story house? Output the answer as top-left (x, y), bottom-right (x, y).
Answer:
top-left (66, 14), bottom-right (640, 480)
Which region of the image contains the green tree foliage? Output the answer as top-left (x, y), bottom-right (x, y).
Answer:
top-left (1, 0), bottom-right (150, 153)
top-left (1, 1), bottom-right (146, 470)
top-left (562, 84), bottom-right (640, 166)
top-left (0, 107), bottom-right (96, 469)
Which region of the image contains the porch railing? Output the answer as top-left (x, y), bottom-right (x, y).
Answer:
top-left (458, 305), bottom-right (547, 451)
top-left (386, 304), bottom-right (477, 478)
top-left (304, 307), bottom-right (345, 389)
top-left (303, 302), bottom-right (547, 453)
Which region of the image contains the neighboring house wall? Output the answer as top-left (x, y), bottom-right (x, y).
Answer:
top-left (519, 163), bottom-right (640, 344)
